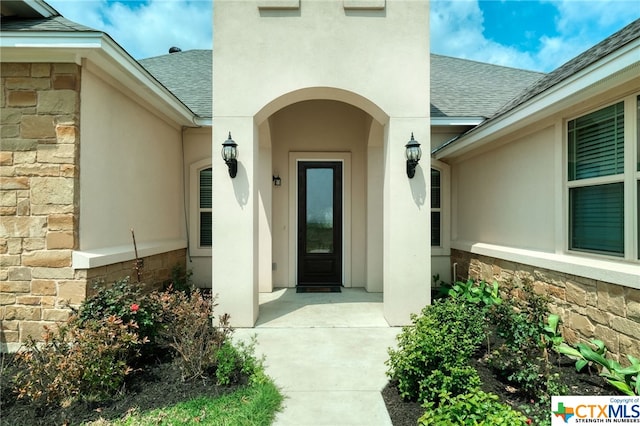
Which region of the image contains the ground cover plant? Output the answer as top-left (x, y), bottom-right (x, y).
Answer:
top-left (383, 278), bottom-right (634, 426)
top-left (0, 275), bottom-right (283, 426)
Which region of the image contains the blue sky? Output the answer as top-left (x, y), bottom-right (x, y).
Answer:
top-left (47, 0), bottom-right (639, 72)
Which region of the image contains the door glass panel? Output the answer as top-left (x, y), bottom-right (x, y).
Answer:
top-left (306, 168), bottom-right (334, 253)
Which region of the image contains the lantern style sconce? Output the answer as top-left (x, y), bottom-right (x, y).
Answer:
top-left (405, 132), bottom-right (422, 179)
top-left (272, 175), bottom-right (282, 187)
top-left (222, 132), bottom-right (238, 178)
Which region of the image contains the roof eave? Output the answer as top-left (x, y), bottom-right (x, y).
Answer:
top-left (431, 117), bottom-right (484, 127)
top-left (434, 38), bottom-right (640, 161)
top-left (1, 31), bottom-right (200, 127)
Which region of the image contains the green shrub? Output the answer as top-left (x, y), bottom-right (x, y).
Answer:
top-left (214, 337), bottom-right (264, 386)
top-left (386, 298), bottom-right (486, 404)
top-left (419, 388), bottom-right (529, 425)
top-left (79, 277), bottom-right (163, 353)
top-left (447, 279), bottom-right (502, 307)
top-left (13, 314), bottom-right (144, 405)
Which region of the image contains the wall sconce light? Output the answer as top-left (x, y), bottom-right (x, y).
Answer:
top-left (272, 175), bottom-right (282, 187)
top-left (221, 132), bottom-right (238, 178)
top-left (405, 132), bottom-right (422, 179)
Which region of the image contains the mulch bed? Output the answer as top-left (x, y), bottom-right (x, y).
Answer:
top-left (0, 354), bottom-right (243, 426)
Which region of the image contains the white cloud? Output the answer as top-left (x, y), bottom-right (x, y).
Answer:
top-left (48, 0), bottom-right (212, 59)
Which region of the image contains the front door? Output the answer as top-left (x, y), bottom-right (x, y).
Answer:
top-left (297, 161), bottom-right (343, 286)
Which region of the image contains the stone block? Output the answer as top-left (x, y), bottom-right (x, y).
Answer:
top-left (53, 64), bottom-right (78, 74)
top-left (0, 153), bottom-right (12, 165)
top-left (0, 330), bottom-right (20, 343)
top-left (31, 63), bottom-right (51, 77)
top-left (52, 75), bottom-right (78, 90)
top-left (15, 164), bottom-right (60, 176)
top-left (0, 166), bottom-right (15, 177)
top-left (60, 165), bottom-right (77, 177)
top-left (619, 335), bottom-right (640, 364)
top-left (37, 143), bottom-right (76, 164)
top-left (567, 311), bottom-right (595, 338)
top-left (31, 177), bottom-right (74, 204)
top-left (593, 324), bottom-right (619, 354)
top-left (585, 306), bottom-right (610, 326)
top-left (627, 300), bottom-right (640, 323)
top-left (5, 306), bottom-right (41, 320)
top-left (7, 238), bottom-right (22, 254)
top-left (611, 316), bottom-right (640, 338)
top-left (0, 191), bottom-right (16, 207)
top-left (0, 139), bottom-right (39, 152)
top-left (597, 281), bottom-right (626, 316)
top-left (31, 204), bottom-right (74, 215)
top-left (0, 293), bottom-right (16, 305)
top-left (7, 91), bottom-right (37, 107)
top-left (0, 255), bottom-right (20, 267)
top-left (565, 280), bottom-right (588, 307)
top-left (21, 115), bottom-right (56, 138)
top-left (37, 90), bottom-right (77, 114)
top-left (16, 198), bottom-right (30, 215)
top-left (0, 280), bottom-right (30, 293)
top-left (534, 268), bottom-right (566, 288)
top-left (23, 238), bottom-right (45, 251)
top-left (46, 231), bottom-right (74, 249)
top-left (57, 280), bottom-right (86, 305)
top-left (0, 207), bottom-right (16, 215)
top-left (16, 296), bottom-right (41, 305)
top-left (0, 176), bottom-right (28, 190)
top-left (20, 321), bottom-right (49, 341)
top-left (48, 214), bottom-right (75, 231)
top-left (1, 124), bottom-right (20, 138)
top-left (7, 267), bottom-right (31, 281)
top-left (42, 308), bottom-right (71, 322)
top-left (23, 250), bottom-right (72, 267)
top-left (32, 280), bottom-right (56, 296)
top-left (41, 296), bottom-right (55, 307)
top-left (13, 151), bottom-right (36, 164)
top-left (1, 108), bottom-right (22, 124)
top-left (628, 288), bottom-right (640, 303)
top-left (55, 124), bottom-right (78, 144)
top-left (32, 267), bottom-right (74, 280)
top-left (1, 63), bottom-right (30, 77)
top-left (5, 77), bottom-right (50, 90)
top-left (0, 216), bottom-right (47, 237)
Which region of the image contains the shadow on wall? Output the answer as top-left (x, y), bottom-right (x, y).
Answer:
top-left (232, 163), bottom-right (250, 207)
top-left (409, 166), bottom-right (426, 207)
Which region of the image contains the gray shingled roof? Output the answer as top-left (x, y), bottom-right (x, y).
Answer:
top-left (139, 50), bottom-right (212, 119)
top-left (0, 16), bottom-right (97, 32)
top-left (430, 54), bottom-right (544, 119)
top-left (492, 18), bottom-right (640, 119)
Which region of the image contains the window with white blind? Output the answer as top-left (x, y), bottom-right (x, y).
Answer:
top-left (189, 159), bottom-right (213, 256)
top-left (567, 94), bottom-right (639, 260)
top-left (431, 168), bottom-right (441, 247)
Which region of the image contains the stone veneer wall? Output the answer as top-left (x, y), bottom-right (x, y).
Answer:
top-left (0, 63), bottom-right (186, 351)
top-left (451, 249), bottom-right (640, 362)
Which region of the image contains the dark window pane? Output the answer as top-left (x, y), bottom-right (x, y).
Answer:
top-left (431, 168), bottom-right (441, 209)
top-left (306, 168), bottom-right (334, 253)
top-left (568, 102), bottom-right (624, 181)
top-left (200, 168), bottom-right (212, 209)
top-left (200, 212), bottom-right (212, 247)
top-left (431, 212), bottom-right (441, 247)
top-left (570, 183), bottom-right (623, 255)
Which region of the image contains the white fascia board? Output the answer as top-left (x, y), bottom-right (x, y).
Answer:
top-left (435, 39), bottom-right (640, 160)
top-left (431, 117), bottom-right (484, 127)
top-left (73, 239), bottom-right (187, 269)
top-left (1, 32), bottom-right (199, 127)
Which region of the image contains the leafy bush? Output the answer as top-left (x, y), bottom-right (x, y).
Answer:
top-left (152, 290), bottom-right (234, 381)
top-left (215, 337), bottom-right (265, 386)
top-left (386, 298), bottom-right (486, 404)
top-left (447, 279), bottom-right (502, 307)
top-left (13, 314), bottom-right (144, 405)
top-left (487, 282), bottom-right (559, 399)
top-left (79, 277), bottom-right (163, 354)
top-left (419, 388), bottom-right (529, 425)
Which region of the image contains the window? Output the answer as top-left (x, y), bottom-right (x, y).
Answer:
top-left (199, 167), bottom-right (212, 247)
top-left (431, 168), bottom-right (441, 247)
top-left (567, 95), bottom-right (639, 259)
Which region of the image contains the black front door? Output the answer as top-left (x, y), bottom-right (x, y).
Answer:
top-left (297, 161), bottom-right (343, 286)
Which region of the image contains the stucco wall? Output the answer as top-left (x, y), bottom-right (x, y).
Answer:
top-left (452, 125), bottom-right (556, 251)
top-left (79, 67), bottom-right (186, 251)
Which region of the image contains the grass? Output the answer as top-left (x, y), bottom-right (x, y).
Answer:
top-left (84, 379), bottom-right (283, 426)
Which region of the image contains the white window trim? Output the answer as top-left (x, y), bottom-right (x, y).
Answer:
top-left (563, 93), bottom-right (639, 262)
top-left (431, 159), bottom-right (451, 256)
top-left (189, 159), bottom-right (213, 257)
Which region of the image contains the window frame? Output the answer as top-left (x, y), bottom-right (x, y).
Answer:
top-left (189, 159), bottom-right (213, 257)
top-left (430, 159), bottom-right (451, 256)
top-left (564, 93), bottom-right (639, 262)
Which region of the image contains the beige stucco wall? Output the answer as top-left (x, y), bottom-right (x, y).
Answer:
top-left (213, 0), bottom-right (431, 326)
top-left (79, 66), bottom-right (186, 251)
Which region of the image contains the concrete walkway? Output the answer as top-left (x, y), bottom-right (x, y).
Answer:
top-left (233, 288), bottom-right (401, 426)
